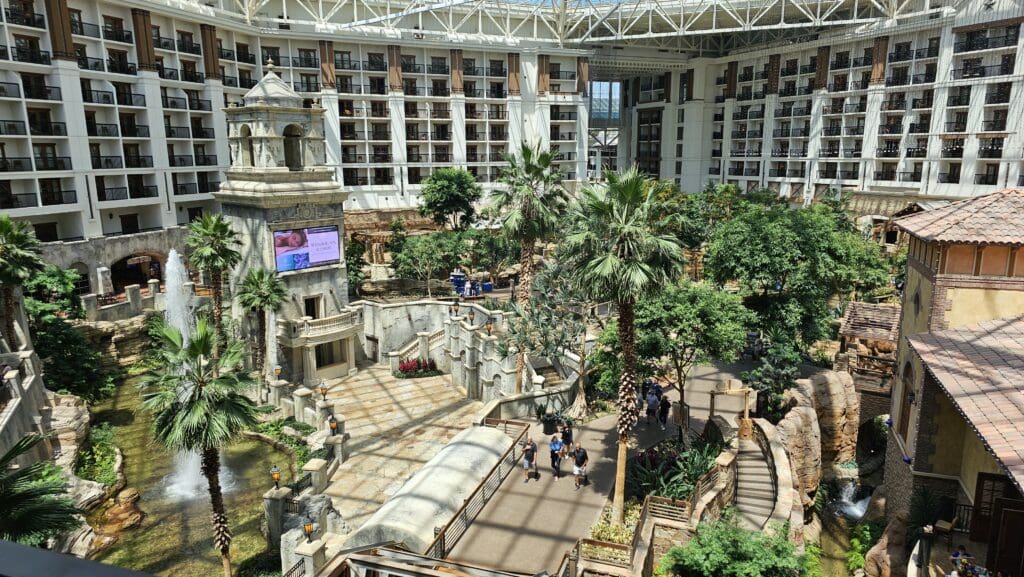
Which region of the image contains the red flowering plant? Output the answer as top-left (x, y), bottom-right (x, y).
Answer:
top-left (395, 358), bottom-right (441, 378)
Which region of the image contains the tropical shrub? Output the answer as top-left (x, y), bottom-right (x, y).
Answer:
top-left (75, 422), bottom-right (119, 487)
top-left (590, 500), bottom-right (644, 544)
top-left (626, 433), bottom-right (728, 501)
top-left (659, 514), bottom-right (802, 577)
top-left (28, 313), bottom-right (117, 402)
top-left (846, 518), bottom-right (887, 571)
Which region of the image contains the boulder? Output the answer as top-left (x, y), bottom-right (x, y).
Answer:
top-left (115, 487), bottom-right (140, 506)
top-left (68, 475), bottom-right (107, 511)
top-left (54, 523), bottom-right (117, 558)
top-left (775, 400), bottom-right (822, 513)
top-left (864, 511), bottom-right (909, 577)
top-left (805, 370), bottom-right (860, 470)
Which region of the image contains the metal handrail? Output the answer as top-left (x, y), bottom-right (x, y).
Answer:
top-left (424, 419), bottom-right (529, 558)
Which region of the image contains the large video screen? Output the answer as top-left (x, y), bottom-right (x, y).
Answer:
top-left (273, 225), bottom-right (341, 272)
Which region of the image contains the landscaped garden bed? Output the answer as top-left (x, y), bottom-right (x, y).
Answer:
top-left (394, 358), bottom-right (442, 378)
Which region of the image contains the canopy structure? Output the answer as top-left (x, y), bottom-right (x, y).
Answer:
top-left (135, 0), bottom-right (963, 49)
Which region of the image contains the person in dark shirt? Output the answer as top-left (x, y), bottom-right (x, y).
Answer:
top-left (561, 422), bottom-right (573, 450)
top-left (522, 437), bottom-right (538, 483)
top-left (572, 442), bottom-right (589, 491)
top-left (658, 396), bottom-right (672, 431)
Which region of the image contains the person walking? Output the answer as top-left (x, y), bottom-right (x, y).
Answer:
top-left (522, 436), bottom-right (538, 483)
top-left (572, 442), bottom-right (589, 491)
top-left (658, 395), bottom-right (672, 431)
top-left (549, 435), bottom-right (564, 479)
top-left (560, 422), bottom-right (573, 451)
top-left (645, 390), bottom-right (658, 425)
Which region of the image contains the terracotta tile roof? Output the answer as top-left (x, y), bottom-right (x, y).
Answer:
top-left (839, 302), bottom-right (901, 342)
top-left (893, 188), bottom-right (1024, 245)
top-left (907, 316), bottom-right (1024, 490)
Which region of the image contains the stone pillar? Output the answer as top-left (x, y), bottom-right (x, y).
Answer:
top-left (346, 337), bottom-right (357, 375)
top-left (82, 294), bottom-right (98, 321)
top-left (302, 346), bottom-right (317, 386)
top-left (326, 433), bottom-right (348, 463)
top-left (464, 331), bottom-right (479, 398)
top-left (388, 351), bottom-right (400, 372)
top-left (270, 379), bottom-right (289, 406)
top-left (131, 9), bottom-right (156, 71)
top-left (147, 278), bottom-right (160, 297)
top-left (263, 486), bottom-right (292, 549)
top-left (200, 24), bottom-right (219, 79)
top-left (303, 458), bottom-right (328, 494)
top-left (315, 399), bottom-right (332, 426)
top-left (125, 284), bottom-right (142, 313)
top-left (295, 538), bottom-right (327, 577)
top-left (577, 57), bottom-right (589, 96)
top-left (293, 387), bottom-right (313, 425)
top-left (416, 331), bottom-right (430, 360)
top-left (508, 53), bottom-right (521, 96)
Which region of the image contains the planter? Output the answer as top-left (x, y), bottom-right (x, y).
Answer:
top-left (542, 417), bottom-right (559, 435)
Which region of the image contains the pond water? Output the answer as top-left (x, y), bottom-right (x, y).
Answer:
top-left (90, 379), bottom-right (292, 577)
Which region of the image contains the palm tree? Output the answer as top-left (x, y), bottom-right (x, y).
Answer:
top-left (493, 142), bottom-right (568, 392)
top-left (563, 167), bottom-right (684, 524)
top-left (0, 434), bottom-right (80, 544)
top-left (138, 318), bottom-right (258, 577)
top-left (185, 215), bottom-right (241, 345)
top-left (237, 268), bottom-right (287, 402)
top-left (0, 215), bottom-right (43, 350)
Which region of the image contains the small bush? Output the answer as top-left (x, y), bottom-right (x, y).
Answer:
top-left (590, 500), bottom-right (644, 544)
top-left (395, 358), bottom-right (442, 378)
top-left (803, 543), bottom-right (822, 577)
top-left (76, 422), bottom-right (119, 487)
top-left (846, 518), bottom-right (887, 571)
top-left (254, 418), bottom-right (317, 468)
top-left (627, 433), bottom-right (728, 501)
top-left (659, 514), bottom-right (802, 577)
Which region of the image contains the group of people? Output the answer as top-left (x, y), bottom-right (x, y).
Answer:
top-left (521, 423), bottom-right (590, 491)
top-left (642, 380), bottom-right (673, 431)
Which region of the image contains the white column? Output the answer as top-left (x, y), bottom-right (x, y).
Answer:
top-left (519, 51), bottom-right (540, 148)
top-left (319, 88), bottom-right (341, 178)
top-left (51, 59), bottom-right (96, 238)
top-left (452, 93), bottom-right (467, 163)
top-left (389, 94), bottom-right (408, 203)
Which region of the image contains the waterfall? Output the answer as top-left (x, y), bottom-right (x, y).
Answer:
top-left (163, 451), bottom-right (238, 500)
top-left (837, 481), bottom-right (872, 520)
top-left (164, 249), bottom-right (194, 345)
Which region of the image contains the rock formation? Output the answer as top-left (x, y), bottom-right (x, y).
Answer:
top-left (803, 370), bottom-right (860, 474)
top-left (864, 511), bottom-right (909, 577)
top-left (775, 382), bottom-right (822, 514)
top-left (43, 393), bottom-right (91, 472)
top-left (72, 313), bottom-right (154, 371)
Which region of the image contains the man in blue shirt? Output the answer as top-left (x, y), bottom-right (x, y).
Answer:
top-left (549, 435), bottom-right (565, 480)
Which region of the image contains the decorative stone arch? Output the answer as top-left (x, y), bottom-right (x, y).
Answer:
top-left (283, 123), bottom-right (305, 171)
top-left (237, 124), bottom-right (255, 167)
top-left (490, 373), bottom-right (502, 401)
top-left (68, 261), bottom-right (91, 295)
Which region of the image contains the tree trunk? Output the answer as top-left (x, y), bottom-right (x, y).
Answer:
top-left (514, 241), bottom-right (534, 394)
top-left (201, 448), bottom-right (233, 577)
top-left (211, 269), bottom-right (224, 352)
top-left (566, 330), bottom-right (589, 419)
top-left (256, 310), bottom-right (267, 403)
top-left (612, 299), bottom-right (638, 525)
top-left (2, 285), bottom-right (16, 352)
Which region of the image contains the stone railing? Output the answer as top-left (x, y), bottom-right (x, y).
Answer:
top-left (752, 418), bottom-right (797, 531)
top-left (279, 309), bottom-right (361, 340)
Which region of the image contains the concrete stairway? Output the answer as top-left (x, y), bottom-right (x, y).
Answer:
top-left (537, 366), bottom-right (563, 388)
top-left (733, 439), bottom-right (775, 530)
top-left (322, 366), bottom-right (483, 536)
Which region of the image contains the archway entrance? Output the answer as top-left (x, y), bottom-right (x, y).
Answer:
top-left (108, 253), bottom-right (163, 300)
top-left (283, 124), bottom-right (303, 171)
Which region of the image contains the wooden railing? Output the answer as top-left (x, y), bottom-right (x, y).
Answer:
top-left (579, 538), bottom-right (631, 568)
top-left (423, 419), bottom-right (529, 558)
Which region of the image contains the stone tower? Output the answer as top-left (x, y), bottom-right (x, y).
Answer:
top-left (217, 66), bottom-right (359, 385)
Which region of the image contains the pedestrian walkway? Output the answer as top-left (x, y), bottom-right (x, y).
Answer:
top-left (443, 361), bottom-right (757, 575)
top-left (321, 366), bottom-right (483, 538)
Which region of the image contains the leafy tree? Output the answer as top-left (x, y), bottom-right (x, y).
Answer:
top-left (23, 265), bottom-right (81, 318)
top-left (742, 340), bottom-right (802, 423)
top-left (588, 322), bottom-right (658, 402)
top-left (704, 201), bottom-right (888, 346)
top-left (236, 269), bottom-right (287, 403)
top-left (659, 514), bottom-right (802, 577)
top-left (385, 218), bottom-right (407, 257)
top-left (138, 318), bottom-right (258, 577)
top-left (0, 434), bottom-right (80, 545)
top-left (27, 314), bottom-right (116, 402)
top-left (493, 143), bottom-right (569, 392)
top-left (563, 167), bottom-right (684, 524)
top-left (186, 214), bottom-right (241, 345)
top-left (419, 167), bottom-right (483, 230)
top-left (392, 233), bottom-right (460, 297)
top-left (346, 237), bottom-right (368, 297)
top-left (459, 229), bottom-right (518, 284)
top-left (635, 282), bottom-right (752, 400)
top-left (0, 215), bottom-right (43, 348)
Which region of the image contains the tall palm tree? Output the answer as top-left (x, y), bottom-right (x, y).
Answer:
top-left (237, 268), bottom-right (287, 402)
top-left (138, 318), bottom-right (258, 577)
top-left (563, 167), bottom-right (684, 524)
top-left (0, 215), bottom-right (43, 350)
top-left (493, 142), bottom-right (568, 392)
top-left (185, 215), bottom-right (241, 345)
top-left (0, 434), bottom-right (80, 544)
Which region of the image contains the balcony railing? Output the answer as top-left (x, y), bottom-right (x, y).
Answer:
top-left (821, 149), bottom-right (840, 158)
top-left (222, 76), bottom-right (238, 87)
top-left (292, 56), bottom-right (319, 68)
top-left (199, 181), bottom-right (220, 193)
top-left (843, 149), bottom-right (862, 158)
top-left (158, 67), bottom-right (180, 80)
top-left (174, 182), bottom-right (199, 195)
top-left (881, 100), bottom-right (906, 111)
top-left (121, 125), bottom-right (149, 137)
top-left (23, 84), bottom-right (60, 100)
top-left (978, 146), bottom-right (1004, 159)
top-left (905, 147), bottom-right (927, 158)
top-left (130, 185), bottom-right (158, 198)
top-left (915, 46), bottom-right (939, 59)
top-left (4, 8), bottom-right (45, 28)
top-left (830, 58), bottom-right (850, 69)
top-left (898, 171), bottom-right (922, 182)
top-left (982, 120), bottom-right (1007, 131)
top-left (401, 62), bottom-right (424, 73)
top-left (363, 60), bottom-right (387, 71)
top-left (487, 67), bottom-right (506, 77)
top-left (169, 155), bottom-right (194, 167)
top-left (940, 147), bottom-right (964, 158)
top-left (83, 89), bottom-right (114, 104)
top-left (839, 170), bottom-right (859, 179)
top-left (911, 98), bottom-right (933, 109)
top-left (944, 122), bottom-right (967, 132)
top-left (912, 72), bottom-right (936, 84)
top-left (182, 70), bottom-right (206, 84)
top-left (874, 171), bottom-right (896, 181)
top-left (876, 148), bottom-right (900, 158)
top-left (0, 157), bottom-right (31, 172)
top-left (294, 81), bottom-right (319, 92)
top-left (177, 40), bottom-right (202, 55)
top-left (823, 126), bottom-right (842, 136)
top-left (986, 91), bottom-right (1011, 104)
top-left (29, 122), bottom-right (66, 136)
top-left (41, 189), bottom-right (76, 205)
top-left (852, 56), bottom-right (873, 67)
top-left (427, 64), bottom-right (450, 74)
top-left (885, 75), bottom-right (910, 87)
top-left (107, 59), bottom-right (137, 75)
top-left (78, 56), bottom-right (104, 71)
top-left (240, 77), bottom-right (257, 89)
top-left (549, 70), bottom-right (576, 80)
top-left (117, 92), bottom-right (146, 106)
top-left (88, 123), bottom-right (119, 137)
top-left (219, 47), bottom-right (235, 60)
top-left (124, 155), bottom-right (154, 168)
top-left (888, 51), bottom-right (913, 63)
top-left (195, 155), bottom-right (217, 166)
top-left (974, 174), bottom-right (998, 185)
top-left (954, 34), bottom-right (1019, 53)
top-left (845, 125), bottom-right (865, 135)
top-left (92, 155), bottom-right (124, 169)
top-left (880, 124), bottom-right (903, 135)
top-left (97, 187), bottom-right (128, 201)
top-left (938, 172), bottom-right (960, 183)
top-left (13, 48), bottom-right (50, 65)
top-left (162, 96), bottom-right (187, 109)
top-left (952, 64), bottom-right (1015, 79)
top-left (845, 103), bottom-right (867, 113)
top-left (947, 94), bottom-right (970, 106)
top-left (35, 156), bottom-right (72, 170)
top-left (237, 51), bottom-right (256, 64)
top-left (0, 120), bottom-right (24, 135)
top-left (0, 192), bottom-right (35, 208)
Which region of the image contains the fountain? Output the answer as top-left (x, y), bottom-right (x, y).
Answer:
top-left (163, 451), bottom-right (237, 500)
top-left (836, 480), bottom-right (872, 520)
top-left (163, 249), bottom-right (194, 345)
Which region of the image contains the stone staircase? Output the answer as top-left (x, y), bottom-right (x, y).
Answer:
top-left (537, 366), bottom-right (563, 388)
top-left (322, 366), bottom-right (483, 537)
top-left (733, 439), bottom-right (775, 530)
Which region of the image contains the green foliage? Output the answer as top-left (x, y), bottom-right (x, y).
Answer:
top-left (659, 514), bottom-right (802, 577)
top-left (28, 313), bottom-right (116, 402)
top-left (492, 142), bottom-right (568, 249)
top-left (802, 543), bottom-right (822, 577)
top-left (459, 229), bottom-right (519, 280)
top-left (236, 269), bottom-right (287, 315)
top-left (76, 422), bottom-right (119, 487)
top-left (346, 237), bottom-right (367, 296)
top-left (588, 322), bottom-right (657, 400)
top-left (846, 518), bottom-right (887, 571)
top-left (254, 418), bottom-right (318, 468)
top-left (237, 552), bottom-right (283, 577)
top-left (704, 200), bottom-right (889, 346)
top-left (635, 281), bottom-right (753, 389)
top-left (907, 486), bottom-right (939, 547)
top-left (590, 500), bottom-right (644, 544)
top-left (419, 167), bottom-right (484, 229)
top-left (185, 214), bottom-right (242, 277)
top-left (627, 433), bottom-right (728, 501)
top-left (386, 218), bottom-right (408, 256)
top-left (0, 434), bottom-right (81, 545)
top-left (742, 340), bottom-right (802, 423)
top-left (23, 265), bottom-right (82, 318)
